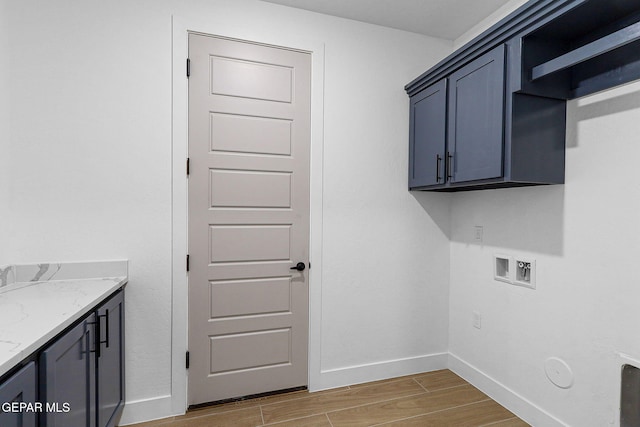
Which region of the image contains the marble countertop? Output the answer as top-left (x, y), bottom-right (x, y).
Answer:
top-left (0, 261), bottom-right (127, 378)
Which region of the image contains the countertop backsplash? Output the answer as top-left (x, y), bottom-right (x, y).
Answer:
top-left (0, 265), bottom-right (16, 288)
top-left (0, 260), bottom-right (128, 293)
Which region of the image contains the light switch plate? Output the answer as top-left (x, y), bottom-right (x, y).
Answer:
top-left (474, 226), bottom-right (484, 243)
top-left (473, 311), bottom-right (482, 329)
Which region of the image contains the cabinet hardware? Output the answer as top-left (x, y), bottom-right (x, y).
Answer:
top-left (436, 155), bottom-right (442, 182)
top-left (186, 351), bottom-right (190, 369)
top-left (447, 152), bottom-right (453, 180)
top-left (87, 318), bottom-right (101, 358)
top-left (99, 309), bottom-right (110, 349)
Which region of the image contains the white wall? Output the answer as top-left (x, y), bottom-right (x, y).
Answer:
top-left (0, 0), bottom-right (453, 423)
top-left (449, 2), bottom-right (640, 426)
top-left (0, 0), bottom-right (9, 260)
top-left (449, 83), bottom-right (640, 427)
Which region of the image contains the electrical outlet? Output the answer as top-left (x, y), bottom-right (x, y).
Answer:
top-left (473, 311), bottom-right (482, 329)
top-left (474, 226), bottom-right (483, 242)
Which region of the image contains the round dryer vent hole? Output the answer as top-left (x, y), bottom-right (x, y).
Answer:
top-left (544, 357), bottom-right (574, 389)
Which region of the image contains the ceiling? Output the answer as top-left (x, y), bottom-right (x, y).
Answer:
top-left (260, 0), bottom-right (514, 40)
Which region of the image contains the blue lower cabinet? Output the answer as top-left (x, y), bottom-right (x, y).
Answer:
top-left (39, 289), bottom-right (125, 427)
top-left (96, 291), bottom-right (125, 427)
top-left (40, 317), bottom-right (96, 427)
top-left (0, 362), bottom-right (37, 427)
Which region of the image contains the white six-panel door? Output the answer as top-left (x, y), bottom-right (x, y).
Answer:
top-left (187, 34), bottom-right (311, 405)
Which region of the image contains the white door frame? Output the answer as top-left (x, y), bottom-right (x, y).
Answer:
top-left (170, 15), bottom-right (325, 415)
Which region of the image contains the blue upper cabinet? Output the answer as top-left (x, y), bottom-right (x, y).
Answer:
top-left (448, 46), bottom-right (505, 184)
top-left (409, 79), bottom-right (447, 188)
top-left (407, 0), bottom-right (640, 191)
top-left (408, 42), bottom-right (564, 191)
top-left (96, 291), bottom-right (125, 427)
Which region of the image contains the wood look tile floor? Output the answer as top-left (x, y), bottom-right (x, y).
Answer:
top-left (125, 370), bottom-right (530, 427)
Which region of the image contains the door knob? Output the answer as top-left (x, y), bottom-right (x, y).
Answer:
top-left (290, 262), bottom-right (306, 271)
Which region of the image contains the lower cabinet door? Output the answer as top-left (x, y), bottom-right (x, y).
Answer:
top-left (96, 291), bottom-right (125, 427)
top-left (0, 362), bottom-right (37, 427)
top-left (40, 316), bottom-right (95, 427)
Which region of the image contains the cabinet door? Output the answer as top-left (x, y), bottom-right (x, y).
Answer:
top-left (0, 362), bottom-right (37, 427)
top-left (40, 316), bottom-right (95, 427)
top-left (96, 291), bottom-right (124, 427)
top-left (409, 79), bottom-right (447, 188)
top-left (448, 45), bottom-right (505, 183)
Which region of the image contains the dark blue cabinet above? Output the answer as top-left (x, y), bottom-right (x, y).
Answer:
top-left (447, 46), bottom-right (506, 184)
top-left (407, 0), bottom-right (640, 191)
top-left (409, 44), bottom-right (565, 191)
top-left (409, 79), bottom-right (446, 188)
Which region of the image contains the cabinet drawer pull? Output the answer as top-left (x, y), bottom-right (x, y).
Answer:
top-left (436, 155), bottom-right (442, 182)
top-left (447, 152), bottom-right (453, 180)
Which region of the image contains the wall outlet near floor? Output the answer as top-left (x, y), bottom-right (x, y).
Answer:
top-left (472, 311), bottom-right (482, 329)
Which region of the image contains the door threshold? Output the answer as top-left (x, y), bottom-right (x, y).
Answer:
top-left (188, 385), bottom-right (308, 410)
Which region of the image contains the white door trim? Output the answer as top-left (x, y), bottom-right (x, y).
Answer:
top-left (169, 15), bottom-right (325, 417)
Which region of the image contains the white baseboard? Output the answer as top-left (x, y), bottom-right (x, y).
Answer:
top-left (448, 353), bottom-right (567, 427)
top-left (123, 352), bottom-right (570, 426)
top-left (118, 394), bottom-right (179, 426)
top-left (310, 352), bottom-right (449, 392)
top-left (118, 354), bottom-right (447, 425)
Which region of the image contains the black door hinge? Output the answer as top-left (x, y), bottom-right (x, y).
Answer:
top-left (186, 58), bottom-right (191, 78)
top-left (186, 157), bottom-right (190, 175)
top-left (186, 351), bottom-right (190, 369)
top-left (186, 254), bottom-right (190, 272)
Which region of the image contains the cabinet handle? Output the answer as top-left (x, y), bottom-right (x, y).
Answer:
top-left (447, 152), bottom-right (453, 180)
top-left (87, 318), bottom-right (101, 358)
top-left (104, 309), bottom-right (109, 349)
top-left (98, 310), bottom-right (109, 350)
top-left (436, 155), bottom-right (442, 182)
